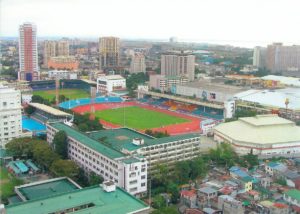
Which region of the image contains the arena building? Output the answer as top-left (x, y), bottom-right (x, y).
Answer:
top-left (213, 114), bottom-right (300, 157)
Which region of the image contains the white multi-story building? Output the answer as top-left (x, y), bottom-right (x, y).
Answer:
top-left (0, 86), bottom-right (22, 147)
top-left (96, 75), bottom-right (126, 95)
top-left (130, 53), bottom-right (146, 73)
top-left (149, 74), bottom-right (188, 92)
top-left (253, 46), bottom-right (266, 68)
top-left (18, 22), bottom-right (39, 81)
top-left (47, 123), bottom-right (147, 196)
top-left (161, 52), bottom-right (195, 81)
top-left (47, 123), bottom-right (208, 195)
top-left (48, 70), bottom-right (77, 80)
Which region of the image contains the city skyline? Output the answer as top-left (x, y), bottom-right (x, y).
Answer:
top-left (2, 0), bottom-right (300, 48)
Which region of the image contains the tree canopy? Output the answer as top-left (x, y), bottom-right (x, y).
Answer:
top-left (50, 159), bottom-right (79, 180)
top-left (53, 131), bottom-right (68, 159)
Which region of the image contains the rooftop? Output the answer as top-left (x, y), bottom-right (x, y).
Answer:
top-left (180, 79), bottom-right (245, 95)
top-left (285, 189), bottom-right (300, 201)
top-left (50, 123), bottom-right (125, 159)
top-left (214, 115), bottom-right (300, 145)
top-left (235, 88), bottom-right (300, 111)
top-left (88, 128), bottom-right (200, 152)
top-left (6, 185), bottom-right (149, 214)
top-left (16, 177), bottom-right (80, 201)
top-left (99, 75), bottom-right (125, 80)
top-left (29, 103), bottom-right (71, 117)
top-left (51, 123), bottom-right (200, 158)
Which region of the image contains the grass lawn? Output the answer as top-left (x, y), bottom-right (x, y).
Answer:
top-left (33, 89), bottom-right (90, 101)
top-left (0, 167), bottom-right (23, 200)
top-left (95, 106), bottom-right (190, 129)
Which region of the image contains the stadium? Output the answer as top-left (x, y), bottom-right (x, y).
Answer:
top-left (25, 79), bottom-right (225, 136)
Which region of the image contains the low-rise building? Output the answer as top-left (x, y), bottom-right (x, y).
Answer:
top-left (283, 189), bottom-right (300, 207)
top-left (3, 177), bottom-right (150, 214)
top-left (217, 195), bottom-right (244, 214)
top-left (48, 56), bottom-right (79, 70)
top-left (96, 75), bottom-right (126, 95)
top-left (48, 70), bottom-right (77, 80)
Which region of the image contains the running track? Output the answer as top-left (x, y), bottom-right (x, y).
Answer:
top-left (72, 102), bottom-right (201, 135)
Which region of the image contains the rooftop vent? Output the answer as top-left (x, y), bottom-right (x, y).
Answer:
top-left (102, 180), bottom-right (116, 192)
top-left (132, 138), bottom-right (144, 146)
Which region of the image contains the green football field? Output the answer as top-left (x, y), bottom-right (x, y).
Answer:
top-left (95, 106), bottom-right (190, 129)
top-left (33, 89), bottom-right (90, 100)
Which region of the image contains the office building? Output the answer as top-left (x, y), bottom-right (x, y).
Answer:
top-left (161, 52), bottom-right (195, 81)
top-left (96, 75), bottom-right (126, 95)
top-left (99, 37), bottom-right (120, 69)
top-left (266, 43), bottom-right (300, 77)
top-left (43, 40), bottom-right (56, 68)
top-left (214, 115), bottom-right (300, 157)
top-left (253, 46), bottom-right (266, 68)
top-left (130, 53), bottom-right (146, 73)
top-left (0, 86), bottom-right (22, 146)
top-left (18, 23), bottom-right (39, 81)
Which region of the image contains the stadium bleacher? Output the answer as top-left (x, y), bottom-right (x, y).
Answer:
top-left (137, 97), bottom-right (224, 120)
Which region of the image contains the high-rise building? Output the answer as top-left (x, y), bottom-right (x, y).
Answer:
top-left (253, 46), bottom-right (266, 68)
top-left (99, 37), bottom-right (120, 69)
top-left (43, 41), bottom-right (56, 68)
top-left (0, 86), bottom-right (22, 146)
top-left (18, 23), bottom-right (39, 81)
top-left (130, 53), bottom-right (146, 73)
top-left (56, 40), bottom-right (69, 56)
top-left (266, 43), bottom-right (300, 77)
top-left (161, 52), bottom-right (195, 81)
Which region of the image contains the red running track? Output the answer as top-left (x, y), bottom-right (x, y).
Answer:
top-left (72, 102), bottom-right (201, 135)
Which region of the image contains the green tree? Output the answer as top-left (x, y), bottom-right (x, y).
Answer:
top-left (32, 142), bottom-right (59, 169)
top-left (167, 182), bottom-right (180, 204)
top-left (53, 131), bottom-right (68, 159)
top-left (50, 159), bottom-right (79, 179)
top-left (151, 206), bottom-right (178, 214)
top-left (174, 161), bottom-right (190, 184)
top-left (190, 157), bottom-right (207, 179)
top-left (89, 172), bottom-right (104, 185)
top-left (24, 106), bottom-right (36, 115)
top-left (152, 195), bottom-right (166, 209)
top-left (6, 137), bottom-right (36, 158)
top-left (78, 123), bottom-right (89, 132)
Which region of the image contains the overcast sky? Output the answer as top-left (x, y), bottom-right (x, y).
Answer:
top-left (2, 0), bottom-right (300, 47)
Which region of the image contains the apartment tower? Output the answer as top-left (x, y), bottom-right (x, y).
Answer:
top-left (99, 37), bottom-right (120, 69)
top-left (18, 23), bottom-right (39, 81)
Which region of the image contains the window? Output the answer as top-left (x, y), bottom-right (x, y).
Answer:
top-left (141, 183), bottom-right (146, 187)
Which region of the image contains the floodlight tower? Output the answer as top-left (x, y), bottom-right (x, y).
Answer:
top-left (90, 87), bottom-right (97, 120)
top-left (55, 78), bottom-right (60, 106)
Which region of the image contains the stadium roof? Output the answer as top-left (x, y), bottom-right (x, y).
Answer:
top-left (29, 103), bottom-right (71, 117)
top-left (261, 75), bottom-right (300, 87)
top-left (16, 177), bottom-right (80, 201)
top-left (88, 128), bottom-right (200, 152)
top-left (214, 114), bottom-right (300, 145)
top-left (180, 79), bottom-right (245, 94)
top-left (6, 185), bottom-right (149, 214)
top-left (234, 88), bottom-right (300, 111)
top-left (51, 123), bottom-right (125, 159)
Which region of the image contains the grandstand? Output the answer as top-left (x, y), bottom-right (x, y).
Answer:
top-left (29, 79), bottom-right (92, 91)
top-left (138, 96), bottom-right (224, 121)
top-left (138, 90), bottom-right (225, 120)
top-left (29, 103), bottom-right (72, 123)
top-left (59, 96), bottom-right (123, 109)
